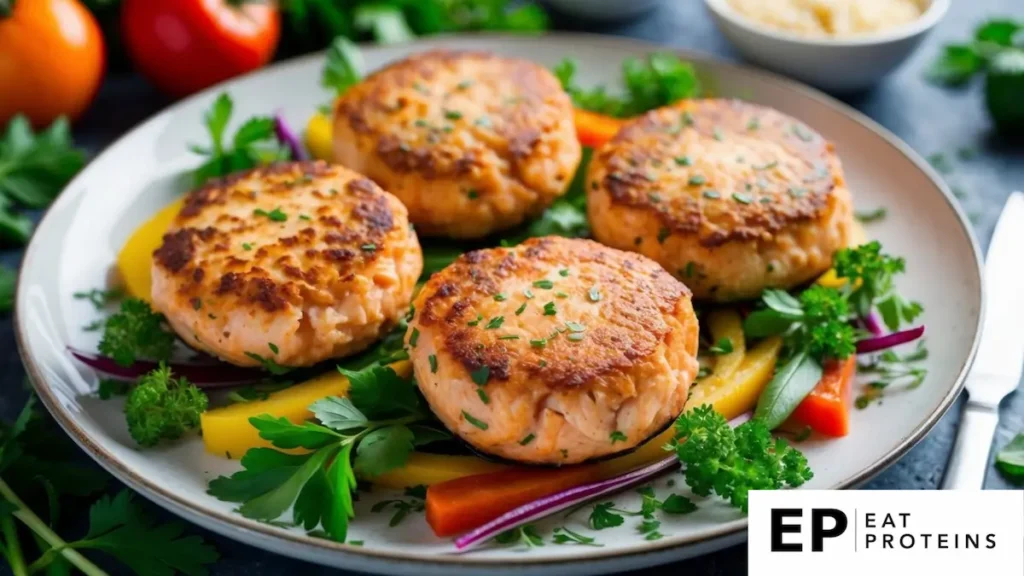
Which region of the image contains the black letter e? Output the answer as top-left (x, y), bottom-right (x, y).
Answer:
top-left (771, 508), bottom-right (802, 552)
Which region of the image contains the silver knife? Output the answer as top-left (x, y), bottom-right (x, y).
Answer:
top-left (942, 192), bottom-right (1024, 489)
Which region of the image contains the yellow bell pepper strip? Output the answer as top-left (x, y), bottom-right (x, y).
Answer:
top-left (374, 454), bottom-right (509, 490)
top-left (201, 361), bottom-right (410, 458)
top-left (684, 336), bottom-right (783, 421)
top-left (304, 112), bottom-right (334, 161)
top-left (116, 198), bottom-right (184, 301)
top-left (706, 309), bottom-right (745, 382)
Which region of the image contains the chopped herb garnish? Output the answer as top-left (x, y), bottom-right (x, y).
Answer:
top-left (361, 243), bottom-right (376, 252)
top-left (299, 214), bottom-right (311, 221)
top-left (855, 207), bottom-right (887, 223)
top-left (456, 80), bottom-right (473, 90)
top-left (485, 316), bottom-right (505, 330)
top-left (732, 193), bottom-right (753, 204)
top-left (657, 227), bottom-right (671, 243)
top-left (683, 261), bottom-right (696, 278)
top-left (688, 175), bottom-right (706, 186)
top-left (555, 291), bottom-right (569, 299)
top-left (444, 110), bottom-right (463, 120)
top-left (477, 388), bottom-right (490, 404)
top-left (467, 314), bottom-right (483, 327)
top-left (519, 434), bottom-right (536, 446)
top-left (254, 207), bottom-right (287, 222)
top-left (567, 333), bottom-right (585, 342)
top-left (470, 365), bottom-right (491, 386)
top-left (493, 293), bottom-right (508, 302)
top-left (192, 299), bottom-right (202, 310)
top-left (409, 328), bottom-right (420, 347)
top-left (747, 118), bottom-right (760, 131)
top-left (428, 354), bottom-right (438, 373)
top-left (242, 242), bottom-right (253, 251)
top-left (462, 410), bottom-right (488, 430)
top-left (588, 287), bottom-right (601, 302)
top-left (530, 338), bottom-right (547, 348)
top-left (702, 190), bottom-right (720, 199)
top-left (498, 335), bottom-right (520, 340)
top-left (674, 156), bottom-right (692, 166)
top-left (559, 268), bottom-right (570, 277)
top-left (268, 342), bottom-right (279, 354)
top-left (467, 189), bottom-right (479, 199)
top-left (515, 302), bottom-right (528, 315)
top-left (543, 302), bottom-right (557, 316)
top-left (552, 527), bottom-right (601, 547)
top-left (533, 279), bottom-right (554, 289)
top-left (610, 431), bottom-right (627, 444)
top-left (523, 289), bottom-right (535, 299)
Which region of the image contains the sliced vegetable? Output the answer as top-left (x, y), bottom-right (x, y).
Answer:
top-left (273, 113), bottom-right (308, 161)
top-left (117, 198), bottom-right (184, 301)
top-left (202, 365), bottom-right (409, 457)
top-left (684, 336), bottom-right (782, 421)
top-left (706, 310), bottom-right (745, 382)
top-left (858, 312), bottom-right (885, 337)
top-left (305, 112), bottom-right (334, 161)
top-left (788, 356), bottom-right (856, 437)
top-left (427, 464), bottom-right (602, 538)
top-left (451, 457), bottom-right (677, 550)
top-left (374, 454), bottom-right (508, 489)
top-left (69, 347), bottom-right (262, 387)
top-left (573, 109), bottom-right (622, 149)
top-left (855, 325), bottom-right (925, 354)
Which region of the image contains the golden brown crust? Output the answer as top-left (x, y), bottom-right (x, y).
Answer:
top-left (150, 160), bottom-right (423, 367)
top-left (415, 237), bottom-right (688, 392)
top-left (590, 99), bottom-right (842, 247)
top-left (332, 50), bottom-right (581, 238)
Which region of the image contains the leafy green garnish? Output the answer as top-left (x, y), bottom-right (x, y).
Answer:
top-left (495, 524), bottom-right (544, 547)
top-left (995, 433), bottom-right (1024, 483)
top-left (0, 396), bottom-right (218, 575)
top-left (588, 502), bottom-right (625, 530)
top-left (371, 485), bottom-right (426, 526)
top-left (555, 53), bottom-right (701, 118)
top-left (125, 364), bottom-right (208, 447)
top-left (207, 365), bottom-right (446, 542)
top-left (834, 241), bottom-right (922, 329)
top-left (73, 287), bottom-right (124, 310)
top-left (551, 526), bottom-right (601, 546)
top-left (854, 342), bottom-right (929, 409)
top-left (0, 115), bottom-right (86, 244)
top-left (189, 93), bottom-right (290, 185)
top-left (322, 36), bottom-right (364, 95)
top-left (0, 265), bottom-right (15, 314)
top-left (99, 298), bottom-right (176, 367)
top-left (671, 405), bottom-right (813, 512)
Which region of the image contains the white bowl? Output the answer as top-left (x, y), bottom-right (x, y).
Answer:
top-left (704, 0), bottom-right (950, 92)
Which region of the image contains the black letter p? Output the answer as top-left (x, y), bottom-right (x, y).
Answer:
top-left (811, 508), bottom-right (848, 552)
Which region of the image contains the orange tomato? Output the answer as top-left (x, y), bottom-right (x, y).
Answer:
top-left (0, 0), bottom-right (105, 127)
top-left (121, 0), bottom-right (281, 98)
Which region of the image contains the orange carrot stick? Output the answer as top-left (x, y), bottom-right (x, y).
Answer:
top-left (425, 464), bottom-right (601, 537)
top-left (573, 109), bottom-right (623, 149)
top-left (788, 356), bottom-right (856, 437)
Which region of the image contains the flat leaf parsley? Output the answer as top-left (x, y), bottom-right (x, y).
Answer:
top-left (207, 364), bottom-right (448, 542)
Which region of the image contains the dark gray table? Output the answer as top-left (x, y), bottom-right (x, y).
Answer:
top-left (3, 0), bottom-right (1022, 574)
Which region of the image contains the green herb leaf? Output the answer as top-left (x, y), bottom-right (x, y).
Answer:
top-left (249, 414), bottom-right (340, 450)
top-left (926, 44), bottom-right (984, 86)
top-left (708, 337), bottom-right (733, 355)
top-left (340, 365), bottom-right (420, 419)
top-left (99, 298), bottom-right (175, 367)
top-left (309, 397), bottom-right (368, 432)
top-left (995, 433), bottom-right (1024, 482)
top-left (354, 425), bottom-right (416, 478)
top-left (0, 115), bottom-right (86, 214)
top-left (238, 445), bottom-right (338, 521)
top-left (753, 352), bottom-right (824, 430)
top-left (589, 502), bottom-right (625, 530)
top-left (322, 37), bottom-right (364, 95)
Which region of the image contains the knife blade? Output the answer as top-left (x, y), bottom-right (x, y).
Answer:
top-left (942, 192), bottom-right (1024, 490)
top-left (966, 191), bottom-right (1024, 407)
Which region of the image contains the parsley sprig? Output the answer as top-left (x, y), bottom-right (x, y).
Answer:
top-left (744, 242), bottom-right (921, 428)
top-left (98, 298), bottom-right (176, 367)
top-left (125, 364), bottom-right (209, 447)
top-left (671, 405), bottom-right (813, 512)
top-left (854, 342), bottom-right (928, 409)
top-left (0, 115), bottom-right (86, 245)
top-left (189, 93), bottom-right (291, 185)
top-left (554, 53), bottom-right (701, 118)
top-left (0, 397), bottom-right (218, 576)
top-left (207, 365), bottom-right (448, 542)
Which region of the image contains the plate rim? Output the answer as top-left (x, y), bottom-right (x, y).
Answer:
top-left (15, 31), bottom-right (984, 569)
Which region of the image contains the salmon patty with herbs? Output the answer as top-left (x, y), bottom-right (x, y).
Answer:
top-left (587, 99), bottom-right (854, 301)
top-left (332, 50), bottom-right (582, 239)
top-left (405, 236), bottom-right (699, 465)
top-left (150, 161), bottom-right (422, 368)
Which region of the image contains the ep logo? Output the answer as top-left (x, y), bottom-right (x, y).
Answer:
top-left (770, 508), bottom-right (848, 552)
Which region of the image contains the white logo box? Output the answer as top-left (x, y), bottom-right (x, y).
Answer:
top-left (749, 490), bottom-right (1024, 575)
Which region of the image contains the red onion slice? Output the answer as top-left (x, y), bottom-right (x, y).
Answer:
top-left (857, 312), bottom-right (884, 337)
top-left (68, 347), bottom-right (263, 387)
top-left (855, 325), bottom-right (925, 354)
top-left (451, 412), bottom-right (754, 552)
top-left (274, 112), bottom-right (309, 161)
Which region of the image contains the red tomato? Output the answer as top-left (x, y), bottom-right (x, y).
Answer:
top-left (120, 0), bottom-right (280, 98)
top-left (0, 0), bottom-right (105, 127)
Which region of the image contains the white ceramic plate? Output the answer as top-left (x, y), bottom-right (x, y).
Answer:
top-left (16, 33), bottom-right (982, 576)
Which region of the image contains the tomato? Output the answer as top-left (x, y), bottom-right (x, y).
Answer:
top-left (121, 0), bottom-right (281, 98)
top-left (0, 0), bottom-right (105, 127)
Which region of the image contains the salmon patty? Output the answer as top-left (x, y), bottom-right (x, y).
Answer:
top-left (587, 99), bottom-right (854, 301)
top-left (151, 161), bottom-right (422, 368)
top-left (406, 236), bottom-right (699, 465)
top-left (333, 50), bottom-right (582, 239)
